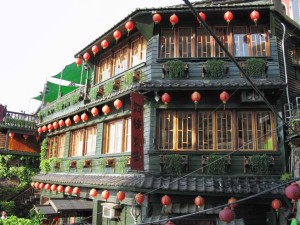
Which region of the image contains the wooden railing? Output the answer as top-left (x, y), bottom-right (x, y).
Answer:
top-left (3, 111), bottom-right (37, 129)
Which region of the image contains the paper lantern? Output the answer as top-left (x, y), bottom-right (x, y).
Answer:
top-left (57, 185), bottom-right (64, 193)
top-left (228, 197), bottom-right (238, 209)
top-left (102, 105), bottom-right (110, 115)
top-left (135, 193), bottom-right (145, 204)
top-left (31, 182), bottom-right (35, 188)
top-left (73, 115), bottom-right (80, 123)
top-left (90, 188), bottom-right (98, 198)
top-left (65, 186), bottom-right (72, 195)
top-left (37, 127), bottom-right (43, 134)
top-left (161, 93), bottom-right (171, 104)
top-left (81, 113), bottom-right (88, 122)
top-left (39, 183), bottom-right (45, 189)
top-left (91, 107), bottom-right (99, 117)
top-left (250, 10), bottom-right (260, 24)
top-left (114, 99), bottom-right (122, 110)
top-left (9, 132), bottom-right (15, 139)
top-left (73, 187), bottom-right (80, 195)
top-left (194, 196), bottom-right (205, 208)
top-left (191, 91), bottom-right (201, 104)
top-left (170, 13), bottom-right (179, 26)
top-left (101, 190), bottom-right (110, 201)
top-left (125, 21), bottom-right (134, 35)
top-left (83, 52), bottom-right (90, 61)
top-left (34, 182), bottom-right (40, 189)
top-left (75, 58), bottom-right (82, 66)
top-left (152, 13), bottom-right (162, 24)
top-left (51, 184), bottom-right (57, 192)
top-left (23, 134), bottom-right (29, 141)
top-left (224, 11), bottom-right (233, 24)
top-left (271, 199), bottom-right (282, 211)
top-left (44, 183), bottom-right (51, 191)
top-left (92, 45), bottom-right (99, 55)
top-left (161, 195), bottom-right (171, 207)
top-left (47, 124), bottom-right (53, 132)
top-left (53, 121), bottom-right (59, 130)
top-left (219, 207), bottom-right (235, 223)
top-left (113, 30), bottom-right (122, 42)
top-left (65, 118), bottom-right (72, 127)
top-left (101, 40), bottom-right (109, 49)
top-left (117, 191), bottom-right (126, 202)
top-left (42, 125), bottom-right (47, 132)
top-left (59, 119), bottom-right (65, 127)
top-left (199, 12), bottom-right (206, 21)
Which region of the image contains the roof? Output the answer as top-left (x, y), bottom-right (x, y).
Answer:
top-left (32, 173), bottom-right (284, 195)
top-left (137, 79), bottom-right (286, 91)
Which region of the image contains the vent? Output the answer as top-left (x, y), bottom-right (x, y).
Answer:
top-left (241, 90), bottom-right (264, 103)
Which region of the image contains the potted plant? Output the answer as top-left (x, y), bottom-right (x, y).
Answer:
top-left (206, 154), bottom-right (225, 175)
top-left (203, 59), bottom-right (227, 79)
top-left (243, 58), bottom-right (267, 78)
top-left (250, 154), bottom-right (269, 175)
top-left (162, 60), bottom-right (188, 79)
top-left (104, 80), bottom-right (114, 96)
top-left (115, 156), bottom-right (130, 174)
top-left (160, 154), bottom-right (187, 175)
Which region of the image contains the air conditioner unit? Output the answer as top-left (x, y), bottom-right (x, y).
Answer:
top-left (241, 90), bottom-right (264, 103)
top-left (101, 203), bottom-right (121, 219)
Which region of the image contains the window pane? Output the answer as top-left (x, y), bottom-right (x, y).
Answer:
top-left (214, 26), bottom-right (228, 57)
top-left (125, 118), bottom-right (131, 152)
top-left (233, 26), bottom-right (249, 56)
top-left (158, 111), bottom-right (174, 150)
top-left (131, 37), bottom-right (147, 67)
top-left (160, 29), bottom-right (175, 58)
top-left (95, 55), bottom-right (112, 84)
top-left (85, 127), bottom-right (97, 156)
top-left (177, 112), bottom-right (193, 149)
top-left (114, 46), bottom-right (129, 75)
top-left (178, 28), bottom-right (192, 58)
top-left (70, 130), bottom-right (84, 157)
top-left (197, 27), bottom-right (212, 57)
top-left (57, 134), bottom-right (65, 158)
top-left (250, 25), bottom-right (268, 56)
top-left (108, 122), bottom-right (115, 153)
top-left (256, 112), bottom-right (274, 150)
top-left (216, 111), bottom-right (232, 150)
top-left (237, 112), bottom-right (254, 150)
top-left (115, 120), bottom-right (124, 153)
top-left (198, 111), bottom-right (213, 150)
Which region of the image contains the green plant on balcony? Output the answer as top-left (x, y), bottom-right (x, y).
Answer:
top-left (203, 59), bottom-right (227, 79)
top-left (115, 156), bottom-right (129, 174)
top-left (77, 159), bottom-right (84, 173)
top-left (98, 158), bottom-right (106, 173)
top-left (280, 172), bottom-right (292, 182)
top-left (104, 80), bottom-right (114, 96)
top-left (163, 154), bottom-right (183, 175)
top-left (49, 158), bottom-right (61, 173)
top-left (54, 101), bottom-right (63, 111)
top-left (163, 60), bottom-right (188, 79)
top-left (124, 71), bottom-right (134, 87)
top-left (206, 154), bottom-right (225, 175)
top-left (63, 160), bottom-right (71, 172)
top-left (250, 154), bottom-right (269, 175)
top-left (90, 86), bottom-right (98, 102)
top-left (244, 58), bottom-right (267, 78)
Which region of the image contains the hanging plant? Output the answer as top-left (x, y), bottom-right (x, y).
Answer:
top-left (163, 60), bottom-right (187, 78)
top-left (206, 154), bottom-right (225, 175)
top-left (244, 58), bottom-right (267, 78)
top-left (90, 86), bottom-right (99, 102)
top-left (250, 154), bottom-right (269, 175)
top-left (104, 80), bottom-right (114, 96)
top-left (204, 60), bottom-right (227, 78)
top-left (115, 156), bottom-right (130, 174)
top-left (124, 71), bottom-right (134, 86)
top-left (98, 158), bottom-right (106, 173)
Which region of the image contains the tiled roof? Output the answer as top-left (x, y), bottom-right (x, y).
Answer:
top-left (137, 79), bottom-right (286, 90)
top-left (32, 173), bottom-right (284, 195)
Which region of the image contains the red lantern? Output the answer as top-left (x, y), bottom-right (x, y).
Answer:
top-left (48, 124), bottom-right (53, 132)
top-left (81, 113), bottom-right (88, 122)
top-left (170, 13), bottom-right (179, 26)
top-left (23, 134), bottom-right (29, 141)
top-left (34, 182), bottom-right (40, 189)
top-left (51, 184), bottom-right (57, 192)
top-left (198, 12), bottom-right (206, 22)
top-left (117, 191), bottom-right (126, 202)
top-left (92, 45), bottom-right (99, 55)
top-left (101, 40), bottom-right (109, 49)
top-left (101, 190), bottom-right (110, 201)
top-left (152, 13), bottom-right (162, 24)
top-left (73, 115), bottom-right (80, 123)
top-left (102, 105), bottom-right (110, 115)
top-left (271, 199), bottom-right (282, 211)
top-left (53, 121), bottom-right (59, 130)
top-left (91, 107), bottom-right (99, 117)
top-left (57, 185), bottom-right (64, 193)
top-left (135, 193), bottom-right (145, 204)
top-left (37, 127), bottom-right (43, 134)
top-left (250, 10), bottom-right (260, 24)
top-left (73, 187), bottom-right (80, 195)
top-left (113, 30), bottom-right (122, 42)
top-left (228, 197), bottom-right (238, 209)
top-left (114, 99), bottom-right (122, 110)
top-left (161, 93), bottom-right (171, 105)
top-left (75, 58), bottom-right (82, 66)
top-left (9, 132), bottom-right (15, 139)
top-left (45, 183), bottom-right (51, 191)
top-left (65, 118), bottom-right (72, 127)
top-left (191, 91), bottom-right (201, 104)
top-left (166, 221), bottom-right (175, 225)
top-left (220, 91), bottom-right (230, 109)
top-left (194, 196), bottom-right (205, 208)
top-left (42, 125), bottom-right (48, 132)
top-left (83, 52), bottom-right (90, 61)
top-left (59, 119), bottom-right (65, 128)
top-left (285, 183), bottom-right (300, 201)
top-left (161, 195), bottom-right (171, 207)
top-left (219, 207), bottom-right (235, 223)
top-left (39, 183), bottom-right (45, 189)
top-left (90, 188), bottom-right (98, 198)
top-left (125, 21), bottom-right (134, 34)
top-left (224, 11), bottom-right (233, 24)
top-left (65, 186), bottom-right (72, 195)
top-left (31, 182), bottom-right (35, 188)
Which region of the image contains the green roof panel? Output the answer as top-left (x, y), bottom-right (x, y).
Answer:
top-left (52, 62), bottom-right (87, 85)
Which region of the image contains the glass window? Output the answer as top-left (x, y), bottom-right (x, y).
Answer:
top-left (233, 26), bottom-right (249, 56)
top-left (250, 25), bottom-right (268, 56)
top-left (84, 126), bottom-right (97, 156)
top-left (48, 134), bottom-right (65, 158)
top-left (214, 26), bottom-right (229, 57)
top-left (178, 28), bottom-right (192, 58)
top-left (197, 27), bottom-right (212, 57)
top-left (198, 111), bottom-right (213, 150)
top-left (131, 36), bottom-right (147, 67)
top-left (160, 28), bottom-right (175, 58)
top-left (114, 46), bottom-right (129, 75)
top-left (104, 117), bottom-right (131, 154)
top-left (216, 111), bottom-right (232, 150)
top-left (94, 55), bottom-right (112, 84)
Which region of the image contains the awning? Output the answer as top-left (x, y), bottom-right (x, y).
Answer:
top-left (51, 62), bottom-right (87, 85)
top-left (34, 205), bottom-right (60, 216)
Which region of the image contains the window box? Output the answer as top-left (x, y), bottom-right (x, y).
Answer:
top-left (240, 58), bottom-right (268, 78)
top-left (162, 60), bottom-right (189, 79)
top-left (160, 154), bottom-right (188, 174)
top-left (243, 154), bottom-right (274, 174)
top-left (202, 60), bottom-right (228, 79)
top-left (201, 155), bottom-right (231, 174)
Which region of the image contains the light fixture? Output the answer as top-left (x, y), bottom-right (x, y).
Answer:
top-left (130, 203), bottom-right (141, 224)
top-left (154, 91), bottom-right (160, 102)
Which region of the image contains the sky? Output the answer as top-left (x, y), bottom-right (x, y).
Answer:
top-left (0, 0), bottom-right (189, 114)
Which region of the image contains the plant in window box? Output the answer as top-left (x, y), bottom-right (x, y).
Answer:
top-left (98, 158), bottom-right (106, 173)
top-left (104, 80), bottom-right (114, 96)
top-left (202, 59), bottom-right (227, 79)
top-left (161, 154), bottom-right (184, 175)
top-left (63, 160), bottom-right (71, 172)
top-left (89, 86), bottom-right (99, 102)
top-left (115, 156), bottom-right (130, 174)
top-left (243, 58), bottom-right (267, 78)
top-left (206, 154), bottom-right (225, 175)
top-left (250, 154), bottom-right (269, 175)
top-left (162, 60), bottom-right (188, 79)
top-left (77, 159), bottom-right (84, 173)
top-left (124, 71), bottom-right (134, 87)
top-left (49, 158), bottom-right (61, 172)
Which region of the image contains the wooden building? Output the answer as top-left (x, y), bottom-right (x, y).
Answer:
top-left (31, 0), bottom-right (300, 224)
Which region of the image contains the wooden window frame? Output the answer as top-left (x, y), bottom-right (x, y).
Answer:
top-left (103, 117), bottom-right (131, 154)
top-left (113, 44), bottom-right (130, 75)
top-left (197, 26), bottom-right (213, 57)
top-left (130, 36), bottom-right (146, 67)
top-left (94, 54), bottom-right (113, 85)
top-left (249, 25), bottom-right (269, 57)
top-left (48, 134), bottom-right (65, 158)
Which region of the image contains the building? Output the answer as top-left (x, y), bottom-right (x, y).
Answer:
top-left (31, 0), bottom-right (300, 224)
top-left (281, 0), bottom-right (300, 24)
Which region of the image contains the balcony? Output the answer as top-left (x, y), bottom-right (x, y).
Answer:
top-left (1, 109), bottom-right (37, 130)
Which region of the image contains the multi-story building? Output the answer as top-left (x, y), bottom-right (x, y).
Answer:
top-left (31, 0), bottom-right (300, 224)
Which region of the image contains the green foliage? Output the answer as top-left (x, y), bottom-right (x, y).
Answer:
top-left (163, 154), bottom-right (183, 175)
top-left (250, 154), bottom-right (269, 175)
top-left (104, 80), bottom-right (114, 96)
top-left (245, 58), bottom-right (266, 78)
top-left (90, 86), bottom-right (98, 102)
top-left (0, 209), bottom-right (43, 225)
top-left (206, 154), bottom-right (225, 175)
top-left (124, 71), bottom-right (134, 86)
top-left (115, 156), bottom-right (129, 174)
top-left (77, 159), bottom-right (84, 173)
top-left (164, 60), bottom-right (186, 78)
top-left (8, 167), bottom-right (37, 187)
top-left (0, 201), bottom-right (15, 215)
top-left (63, 160), bottom-right (71, 172)
top-left (55, 101), bottom-right (63, 111)
top-left (281, 173), bottom-right (292, 182)
top-left (4, 117), bottom-right (35, 129)
top-left (40, 139), bottom-right (50, 174)
top-left (205, 60), bottom-right (226, 78)
top-left (49, 158), bottom-right (61, 173)
top-left (98, 158), bottom-right (106, 173)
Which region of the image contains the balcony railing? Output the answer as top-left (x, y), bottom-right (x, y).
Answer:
top-left (3, 110), bottom-right (37, 129)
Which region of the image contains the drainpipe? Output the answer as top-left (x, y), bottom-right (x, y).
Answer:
top-left (281, 23), bottom-right (291, 113)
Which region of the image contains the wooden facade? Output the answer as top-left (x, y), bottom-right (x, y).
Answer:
top-left (32, 1), bottom-right (300, 225)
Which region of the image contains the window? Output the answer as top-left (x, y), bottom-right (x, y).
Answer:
top-left (160, 28), bottom-right (175, 58)
top-left (178, 28), bottom-right (192, 57)
top-left (94, 55), bottom-right (112, 84)
top-left (158, 110), bottom-right (276, 151)
top-left (214, 26), bottom-right (229, 57)
top-left (113, 45), bottom-right (129, 75)
top-left (291, 44), bottom-right (300, 65)
top-left (197, 27), bottom-right (212, 57)
top-left (103, 117), bottom-right (131, 154)
top-left (69, 126), bottom-right (97, 157)
top-left (250, 25), bottom-right (269, 56)
top-left (131, 36), bottom-right (146, 67)
top-left (233, 26), bottom-right (249, 56)
top-left (48, 134), bottom-right (65, 158)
